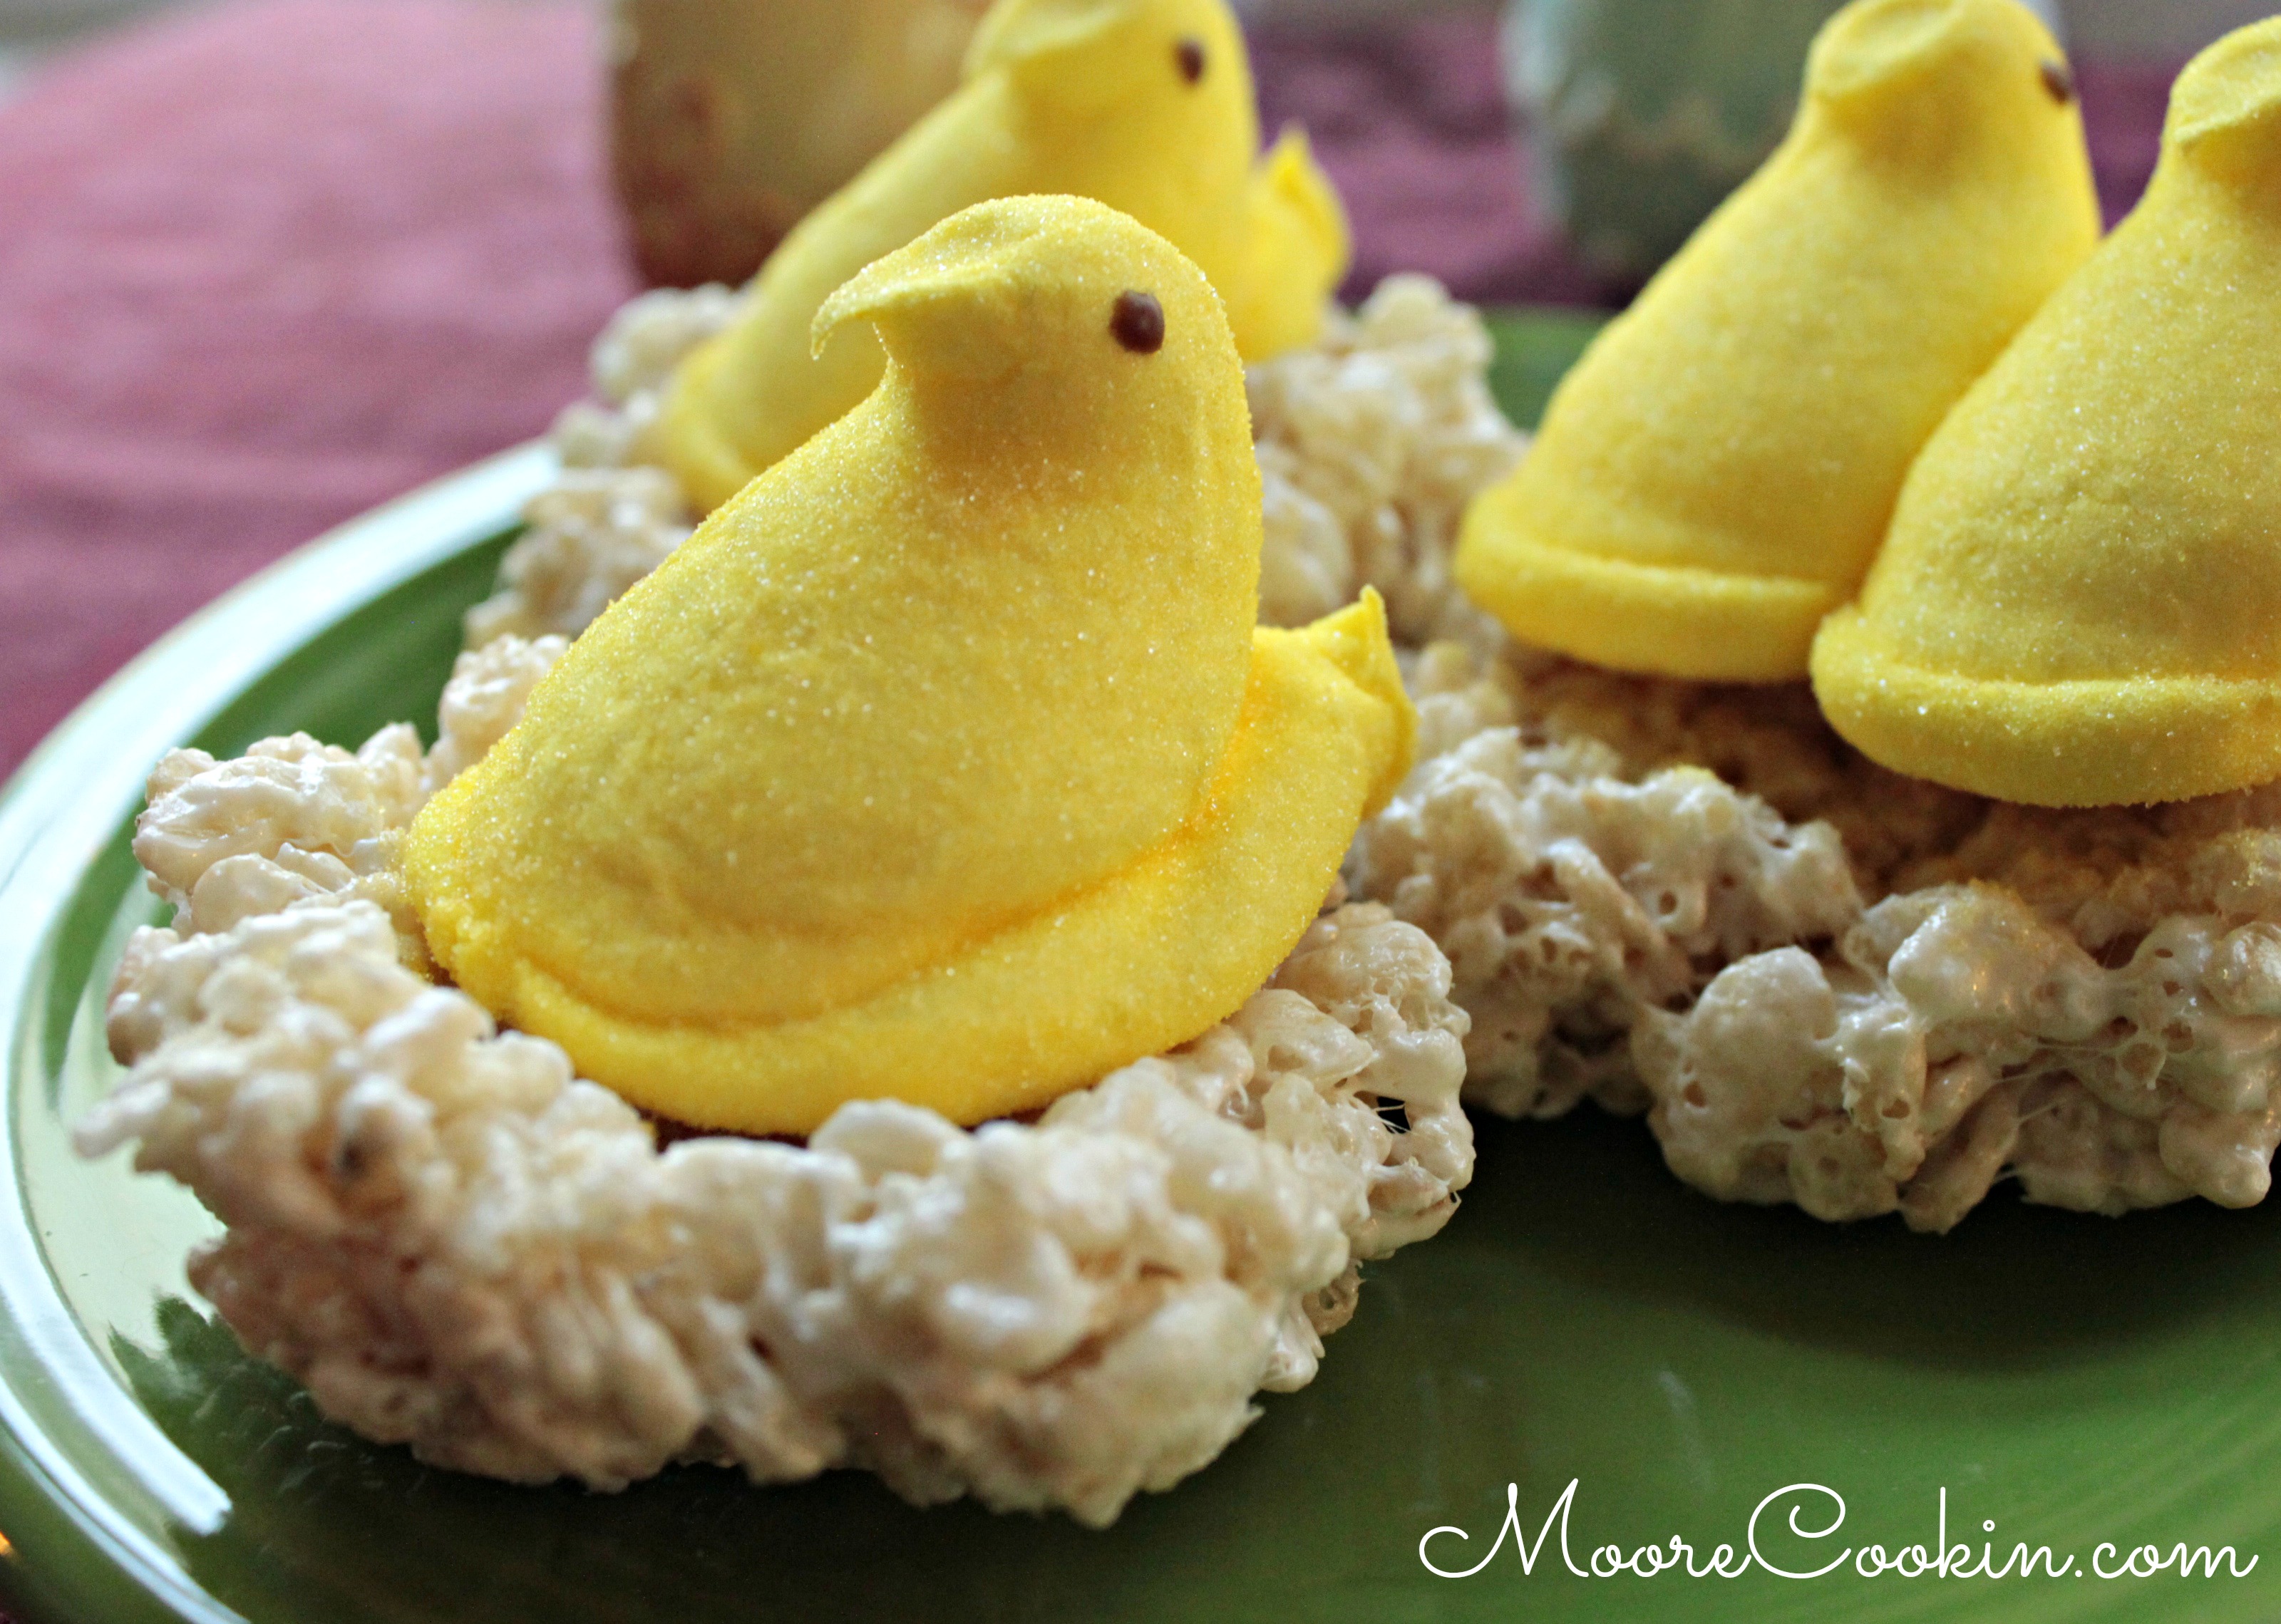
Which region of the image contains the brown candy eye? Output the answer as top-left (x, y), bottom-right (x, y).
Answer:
top-left (1175, 36), bottom-right (1206, 84)
top-left (2039, 58), bottom-right (2074, 104)
top-left (1111, 290), bottom-right (1165, 353)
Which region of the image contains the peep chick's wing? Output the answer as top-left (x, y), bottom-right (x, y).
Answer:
top-left (1813, 18), bottom-right (2281, 807)
top-left (648, 0), bottom-right (1348, 510)
top-left (1454, 0), bottom-right (2098, 682)
top-left (403, 196), bottom-right (1410, 1135)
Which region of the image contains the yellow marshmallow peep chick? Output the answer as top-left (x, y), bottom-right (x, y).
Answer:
top-left (403, 197), bottom-right (1413, 1137)
top-left (649, 0), bottom-right (1349, 513)
top-left (1453, 0), bottom-right (2097, 681)
top-left (1814, 21), bottom-right (2281, 807)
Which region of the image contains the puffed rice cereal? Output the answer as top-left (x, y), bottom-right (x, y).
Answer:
top-left (1351, 645), bottom-right (2281, 1232)
top-left (84, 641), bottom-right (1472, 1525)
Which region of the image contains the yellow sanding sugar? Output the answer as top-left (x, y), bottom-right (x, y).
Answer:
top-left (1814, 16), bottom-right (2281, 807)
top-left (1455, 0), bottom-right (2096, 681)
top-left (404, 197), bottom-right (1412, 1135)
top-left (651, 0), bottom-right (1349, 510)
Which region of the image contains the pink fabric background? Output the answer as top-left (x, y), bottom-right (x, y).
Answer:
top-left (0, 0), bottom-right (631, 780)
top-left (0, 0), bottom-right (2175, 783)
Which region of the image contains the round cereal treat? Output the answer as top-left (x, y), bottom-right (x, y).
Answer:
top-left (1813, 19), bottom-right (2281, 807)
top-left (403, 197), bottom-right (1413, 1135)
top-left (1453, 0), bottom-right (2096, 681)
top-left (86, 634), bottom-right (1473, 1524)
top-left (649, 0), bottom-right (1349, 510)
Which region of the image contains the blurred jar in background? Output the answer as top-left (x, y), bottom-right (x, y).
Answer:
top-left (1504, 0), bottom-right (2066, 287)
top-left (611, 0), bottom-right (990, 287)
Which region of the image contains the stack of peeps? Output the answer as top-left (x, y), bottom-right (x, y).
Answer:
top-left (1812, 19), bottom-right (2281, 807)
top-left (1457, 0), bottom-right (2281, 810)
top-left (1455, 0), bottom-right (2099, 683)
top-left (649, 0), bottom-right (1350, 512)
top-left (406, 197), bottom-right (1411, 1134)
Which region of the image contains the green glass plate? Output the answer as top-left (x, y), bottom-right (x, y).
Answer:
top-left (3, 313), bottom-right (2277, 1624)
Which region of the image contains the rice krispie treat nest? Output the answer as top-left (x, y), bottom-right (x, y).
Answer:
top-left (84, 636), bottom-right (1473, 1527)
top-left (1352, 646), bottom-right (2281, 1233)
top-left (81, 274), bottom-right (1518, 1526)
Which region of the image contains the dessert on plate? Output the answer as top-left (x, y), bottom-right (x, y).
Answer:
top-left (78, 191), bottom-right (1478, 1529)
top-left (118, 0), bottom-right (2281, 1541)
top-left (1357, 4), bottom-right (2281, 1233)
top-left (406, 197), bottom-right (1415, 1136)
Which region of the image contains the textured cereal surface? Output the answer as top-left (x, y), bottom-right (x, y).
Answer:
top-left (463, 282), bottom-right (742, 646)
top-left (552, 283), bottom-right (745, 470)
top-left (463, 470), bottom-right (689, 647)
top-left (1249, 275), bottom-right (1525, 648)
top-left (88, 642), bottom-right (1469, 1524)
top-left (1351, 645), bottom-right (2281, 1230)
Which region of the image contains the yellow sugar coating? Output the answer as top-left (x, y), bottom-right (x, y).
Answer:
top-left (1454, 0), bottom-right (2097, 681)
top-left (1814, 20), bottom-right (2281, 807)
top-left (402, 197), bottom-right (1412, 1135)
top-left (651, 0), bottom-right (1349, 512)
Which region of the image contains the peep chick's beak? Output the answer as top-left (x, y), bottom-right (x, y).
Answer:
top-left (812, 223), bottom-right (1048, 381)
top-left (1807, 0), bottom-right (2064, 142)
top-left (2165, 21), bottom-right (2281, 180)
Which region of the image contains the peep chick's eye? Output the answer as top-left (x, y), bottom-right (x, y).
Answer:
top-left (1174, 36), bottom-right (1206, 84)
top-left (2039, 58), bottom-right (2074, 104)
top-left (1111, 290), bottom-right (1165, 353)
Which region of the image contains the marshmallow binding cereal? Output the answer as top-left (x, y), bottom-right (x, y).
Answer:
top-left (651, 0), bottom-right (1348, 510)
top-left (1453, 0), bottom-right (2097, 681)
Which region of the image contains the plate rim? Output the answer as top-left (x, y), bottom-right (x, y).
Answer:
top-left (0, 442), bottom-right (557, 1624)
